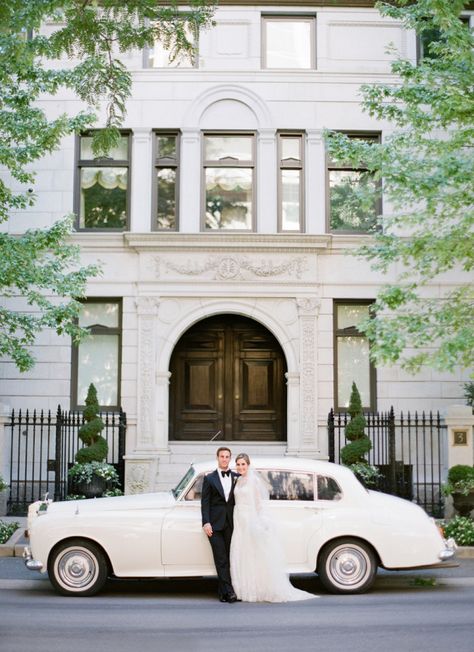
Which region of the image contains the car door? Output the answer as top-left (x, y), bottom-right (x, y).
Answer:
top-left (161, 473), bottom-right (216, 576)
top-left (258, 469), bottom-right (323, 572)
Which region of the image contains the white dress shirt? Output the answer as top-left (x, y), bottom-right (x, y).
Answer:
top-left (218, 469), bottom-right (232, 501)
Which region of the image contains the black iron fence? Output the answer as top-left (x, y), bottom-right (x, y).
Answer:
top-left (328, 408), bottom-right (447, 517)
top-left (7, 407), bottom-right (126, 514)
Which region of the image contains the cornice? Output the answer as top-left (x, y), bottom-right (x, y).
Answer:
top-left (124, 232), bottom-right (332, 253)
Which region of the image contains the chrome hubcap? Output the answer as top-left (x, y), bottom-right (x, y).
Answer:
top-left (57, 549), bottom-right (98, 590)
top-left (328, 546), bottom-right (369, 587)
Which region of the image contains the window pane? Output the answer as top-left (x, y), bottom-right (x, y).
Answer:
top-left (337, 304), bottom-right (370, 331)
top-left (265, 20), bottom-right (312, 69)
top-left (337, 336), bottom-right (371, 408)
top-left (77, 334), bottom-right (119, 406)
top-left (157, 168), bottom-right (176, 229)
top-left (259, 470), bottom-right (314, 501)
top-left (79, 302), bottom-right (119, 329)
top-left (157, 135), bottom-right (177, 159)
top-left (80, 168), bottom-right (127, 229)
top-left (329, 170), bottom-right (377, 232)
top-left (281, 169), bottom-right (301, 231)
top-left (149, 25), bottom-right (196, 68)
top-left (281, 137), bottom-right (301, 162)
top-left (205, 168), bottom-right (252, 230)
top-left (80, 136), bottom-right (128, 160)
top-left (205, 136), bottom-right (253, 162)
top-left (317, 476), bottom-right (342, 501)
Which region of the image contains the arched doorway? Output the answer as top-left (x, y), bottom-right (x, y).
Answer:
top-left (169, 315), bottom-right (287, 441)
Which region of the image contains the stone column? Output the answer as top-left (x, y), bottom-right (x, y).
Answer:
top-left (444, 405), bottom-right (474, 470)
top-left (135, 297), bottom-right (160, 450)
top-left (179, 128), bottom-right (201, 232)
top-left (130, 128), bottom-right (152, 232)
top-left (296, 298), bottom-right (321, 455)
top-left (443, 404), bottom-right (474, 518)
top-left (285, 372), bottom-right (300, 455)
top-left (125, 297), bottom-right (162, 494)
top-left (257, 128), bottom-right (277, 233)
top-left (305, 130), bottom-right (326, 234)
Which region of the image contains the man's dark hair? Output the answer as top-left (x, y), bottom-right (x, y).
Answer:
top-left (216, 446), bottom-right (231, 456)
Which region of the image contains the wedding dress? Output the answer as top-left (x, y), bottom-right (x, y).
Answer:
top-left (230, 469), bottom-right (317, 602)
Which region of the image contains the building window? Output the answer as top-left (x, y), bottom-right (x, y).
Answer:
top-left (203, 133), bottom-right (255, 231)
top-left (75, 133), bottom-right (130, 231)
top-left (278, 132), bottom-right (304, 232)
top-left (327, 133), bottom-right (380, 233)
top-left (417, 16), bottom-right (470, 61)
top-left (72, 300), bottom-right (122, 409)
top-left (147, 23), bottom-right (198, 68)
top-left (262, 16), bottom-right (316, 69)
top-left (153, 131), bottom-right (179, 230)
top-left (334, 301), bottom-right (376, 411)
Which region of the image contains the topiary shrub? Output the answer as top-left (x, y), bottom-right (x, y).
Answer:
top-left (447, 465), bottom-right (474, 487)
top-left (75, 383), bottom-right (108, 464)
top-left (340, 382), bottom-right (372, 466)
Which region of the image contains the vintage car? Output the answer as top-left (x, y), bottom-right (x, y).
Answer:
top-left (24, 457), bottom-right (456, 597)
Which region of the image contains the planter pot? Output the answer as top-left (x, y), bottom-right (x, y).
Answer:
top-left (452, 491), bottom-right (474, 517)
top-left (71, 475), bottom-right (107, 499)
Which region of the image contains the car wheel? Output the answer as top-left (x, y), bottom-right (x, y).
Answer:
top-left (318, 538), bottom-right (377, 594)
top-left (48, 539), bottom-right (109, 596)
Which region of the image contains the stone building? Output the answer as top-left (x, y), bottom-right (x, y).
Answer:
top-left (1, 1), bottom-right (472, 493)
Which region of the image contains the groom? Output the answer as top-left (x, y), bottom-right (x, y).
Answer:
top-left (201, 446), bottom-right (240, 603)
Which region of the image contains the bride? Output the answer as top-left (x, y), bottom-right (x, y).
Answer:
top-left (230, 453), bottom-right (318, 603)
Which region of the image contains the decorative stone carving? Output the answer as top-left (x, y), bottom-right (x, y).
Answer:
top-left (162, 255), bottom-right (307, 280)
top-left (126, 463), bottom-right (148, 495)
top-left (297, 297), bottom-right (320, 449)
top-left (136, 297), bottom-right (159, 447)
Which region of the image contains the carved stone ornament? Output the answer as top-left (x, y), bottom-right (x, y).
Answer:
top-left (158, 255), bottom-right (307, 281)
top-left (126, 463), bottom-right (148, 495)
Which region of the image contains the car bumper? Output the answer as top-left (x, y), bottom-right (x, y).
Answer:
top-left (23, 546), bottom-right (43, 571)
top-left (439, 537), bottom-right (457, 561)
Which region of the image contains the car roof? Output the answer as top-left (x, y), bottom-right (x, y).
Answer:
top-left (190, 456), bottom-right (352, 478)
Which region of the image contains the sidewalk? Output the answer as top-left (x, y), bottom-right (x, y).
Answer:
top-left (0, 517), bottom-right (27, 558)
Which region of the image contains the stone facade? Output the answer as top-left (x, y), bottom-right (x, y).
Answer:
top-left (1, 4), bottom-right (472, 491)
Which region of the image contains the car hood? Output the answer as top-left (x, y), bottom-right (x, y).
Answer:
top-left (45, 491), bottom-right (176, 515)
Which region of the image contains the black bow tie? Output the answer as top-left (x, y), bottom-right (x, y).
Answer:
top-left (221, 470), bottom-right (231, 478)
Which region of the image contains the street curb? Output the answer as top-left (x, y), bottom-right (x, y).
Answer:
top-left (0, 527), bottom-right (26, 558)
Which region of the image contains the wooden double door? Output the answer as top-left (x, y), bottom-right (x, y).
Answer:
top-left (169, 315), bottom-right (287, 441)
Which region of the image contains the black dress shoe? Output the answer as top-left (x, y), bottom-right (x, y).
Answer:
top-left (219, 595), bottom-right (228, 602)
top-left (227, 593), bottom-right (241, 603)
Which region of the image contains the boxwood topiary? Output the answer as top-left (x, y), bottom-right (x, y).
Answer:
top-left (75, 383), bottom-right (108, 464)
top-left (340, 382), bottom-right (372, 466)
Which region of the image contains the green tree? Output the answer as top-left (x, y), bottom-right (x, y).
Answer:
top-left (0, 0), bottom-right (215, 371)
top-left (325, 0), bottom-right (474, 375)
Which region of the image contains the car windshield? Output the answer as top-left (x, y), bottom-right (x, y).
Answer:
top-left (172, 466), bottom-right (195, 499)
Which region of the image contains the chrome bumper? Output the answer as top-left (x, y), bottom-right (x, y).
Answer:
top-left (439, 537), bottom-right (457, 561)
top-left (23, 546), bottom-right (43, 571)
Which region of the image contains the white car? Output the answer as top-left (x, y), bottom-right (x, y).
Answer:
top-left (24, 457), bottom-right (456, 597)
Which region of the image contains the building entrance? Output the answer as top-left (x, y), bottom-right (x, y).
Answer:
top-left (169, 315), bottom-right (287, 441)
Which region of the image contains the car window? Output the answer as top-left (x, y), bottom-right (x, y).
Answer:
top-left (183, 474), bottom-right (205, 501)
top-left (172, 466), bottom-right (195, 498)
top-left (258, 470), bottom-right (314, 501)
top-left (317, 475), bottom-right (342, 501)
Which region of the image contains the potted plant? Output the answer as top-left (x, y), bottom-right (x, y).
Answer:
top-left (442, 464), bottom-right (474, 517)
top-left (340, 383), bottom-right (380, 488)
top-left (68, 383), bottom-right (116, 498)
top-left (0, 475), bottom-right (8, 517)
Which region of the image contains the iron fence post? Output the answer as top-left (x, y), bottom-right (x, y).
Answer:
top-left (54, 406), bottom-right (62, 501)
top-left (388, 406), bottom-right (397, 494)
top-left (328, 409), bottom-right (335, 463)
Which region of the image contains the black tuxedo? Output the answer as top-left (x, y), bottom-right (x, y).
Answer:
top-left (201, 469), bottom-right (239, 599)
